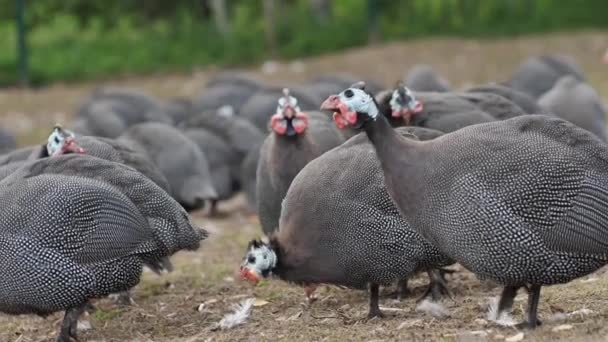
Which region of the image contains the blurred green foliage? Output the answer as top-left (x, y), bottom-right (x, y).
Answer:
top-left (1, 0), bottom-right (607, 86)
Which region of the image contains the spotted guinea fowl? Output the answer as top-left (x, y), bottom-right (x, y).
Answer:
top-left (466, 83), bottom-right (547, 115)
top-left (0, 127), bottom-right (16, 154)
top-left (241, 126), bottom-right (453, 318)
top-left (0, 155), bottom-right (206, 342)
top-left (184, 128), bottom-right (240, 215)
top-left (163, 97), bottom-right (196, 126)
top-left (194, 72), bottom-right (262, 115)
top-left (21, 135), bottom-right (189, 305)
top-left (240, 87), bottom-right (321, 133)
top-left (1, 126), bottom-right (171, 194)
top-left (404, 64), bottom-right (450, 92)
top-left (183, 109), bottom-right (266, 211)
top-left (322, 82), bottom-right (608, 329)
top-left (538, 76), bottom-right (607, 142)
top-left (73, 87), bottom-right (172, 138)
top-left (0, 125), bottom-right (86, 182)
top-left (0, 146), bottom-right (36, 167)
top-left (119, 122), bottom-right (217, 211)
top-left (256, 89), bottom-right (344, 234)
top-left (508, 54), bottom-right (586, 99)
top-left (374, 82), bottom-right (526, 132)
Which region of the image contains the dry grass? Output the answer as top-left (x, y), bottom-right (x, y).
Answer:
top-left (1, 31), bottom-right (608, 342)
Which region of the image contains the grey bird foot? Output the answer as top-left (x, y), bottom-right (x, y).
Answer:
top-left (113, 291), bottom-right (133, 306)
top-left (367, 308), bottom-right (385, 319)
top-left (515, 319), bottom-right (542, 330)
top-left (57, 305), bottom-right (86, 342)
top-left (418, 270), bottom-right (452, 302)
top-left (383, 287), bottom-right (411, 300)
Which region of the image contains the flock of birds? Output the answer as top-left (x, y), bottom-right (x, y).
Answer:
top-left (0, 53), bottom-right (607, 341)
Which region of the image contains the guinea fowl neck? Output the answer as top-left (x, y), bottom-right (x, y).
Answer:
top-left (363, 114), bottom-right (418, 157)
top-left (362, 113), bottom-right (426, 218)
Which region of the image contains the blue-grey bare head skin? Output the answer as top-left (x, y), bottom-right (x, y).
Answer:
top-left (276, 88), bottom-right (301, 118)
top-left (329, 82), bottom-right (379, 122)
top-left (390, 84), bottom-right (421, 113)
top-left (240, 239), bottom-right (277, 282)
top-left (46, 125), bottom-right (83, 156)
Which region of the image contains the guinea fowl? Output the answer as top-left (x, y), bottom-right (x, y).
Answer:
top-left (240, 126), bottom-right (453, 318)
top-left (538, 76), bottom-right (607, 142)
top-left (404, 64), bottom-right (450, 92)
top-left (119, 122), bottom-right (217, 211)
top-left (0, 127), bottom-right (16, 154)
top-left (256, 89), bottom-right (344, 234)
top-left (322, 82), bottom-right (608, 329)
top-left (240, 87), bottom-right (320, 133)
top-left (466, 83), bottom-right (546, 115)
top-left (0, 155), bottom-right (206, 342)
top-left (184, 128), bottom-right (240, 215)
top-left (194, 72), bottom-right (263, 115)
top-left (163, 97), bottom-right (196, 126)
top-left (240, 144), bottom-right (262, 213)
top-left (183, 109), bottom-right (266, 211)
top-left (374, 83), bottom-right (526, 132)
top-left (0, 126), bottom-right (86, 181)
top-left (0, 146), bottom-right (37, 169)
top-left (0, 126), bottom-right (171, 195)
top-left (311, 73), bottom-right (384, 95)
top-left (22, 140), bottom-right (187, 305)
top-left (73, 87), bottom-right (172, 138)
top-left (508, 54), bottom-right (586, 99)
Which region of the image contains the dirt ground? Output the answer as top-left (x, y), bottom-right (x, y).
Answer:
top-left (1, 31), bottom-right (608, 342)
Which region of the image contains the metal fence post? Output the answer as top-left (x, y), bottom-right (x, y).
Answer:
top-left (15, 0), bottom-right (29, 86)
top-left (367, 0), bottom-right (379, 43)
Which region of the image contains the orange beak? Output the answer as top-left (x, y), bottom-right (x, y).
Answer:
top-left (239, 266), bottom-right (261, 285)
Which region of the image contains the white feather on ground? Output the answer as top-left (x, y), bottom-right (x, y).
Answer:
top-left (216, 298), bottom-right (256, 330)
top-left (486, 296), bottom-right (517, 327)
top-left (415, 299), bottom-right (450, 319)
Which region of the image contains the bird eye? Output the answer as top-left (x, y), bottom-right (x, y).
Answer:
top-left (344, 89), bottom-right (354, 98)
top-left (247, 255), bottom-right (256, 263)
top-left (54, 136), bottom-right (60, 144)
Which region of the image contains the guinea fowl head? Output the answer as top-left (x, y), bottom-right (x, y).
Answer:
top-left (239, 239), bottom-right (277, 284)
top-left (320, 81), bottom-right (379, 129)
top-left (388, 82), bottom-right (424, 125)
top-left (46, 125), bottom-right (85, 157)
top-left (269, 88), bottom-right (309, 137)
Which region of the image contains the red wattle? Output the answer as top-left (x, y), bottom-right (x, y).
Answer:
top-left (333, 112), bottom-right (347, 129)
top-left (344, 111), bottom-right (358, 124)
top-left (270, 114), bottom-right (287, 135)
top-left (292, 112), bottom-right (309, 134)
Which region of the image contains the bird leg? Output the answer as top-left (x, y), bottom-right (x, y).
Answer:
top-left (367, 283), bottom-right (384, 319)
top-left (418, 269), bottom-right (451, 302)
top-left (114, 290), bottom-right (133, 306)
top-left (487, 286), bottom-right (519, 326)
top-left (207, 199), bottom-right (219, 217)
top-left (397, 278), bottom-right (411, 301)
top-left (516, 285), bottom-right (543, 329)
top-left (304, 284), bottom-right (318, 304)
top-left (56, 304), bottom-right (87, 342)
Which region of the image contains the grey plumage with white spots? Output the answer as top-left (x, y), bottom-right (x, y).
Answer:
top-left (0, 155), bottom-right (205, 341)
top-left (538, 76), bottom-right (607, 142)
top-left (119, 122), bottom-right (217, 211)
top-left (257, 111), bottom-right (344, 234)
